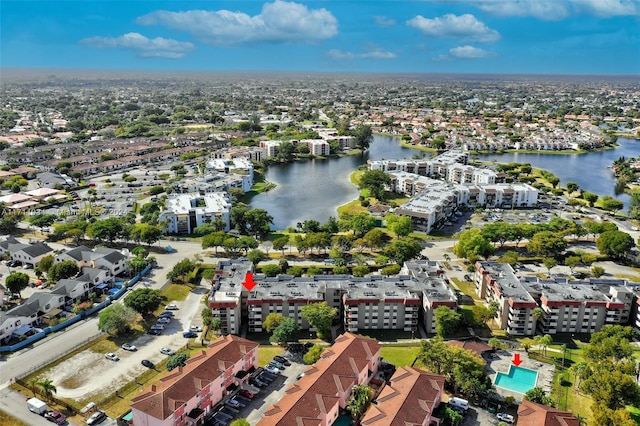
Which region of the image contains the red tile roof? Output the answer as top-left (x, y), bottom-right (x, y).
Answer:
top-left (361, 367), bottom-right (445, 426)
top-left (130, 335), bottom-right (258, 421)
top-left (259, 333), bottom-right (381, 426)
top-left (517, 400), bottom-right (580, 426)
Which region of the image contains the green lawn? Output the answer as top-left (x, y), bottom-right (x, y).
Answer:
top-left (451, 278), bottom-right (478, 299)
top-left (380, 344), bottom-right (421, 368)
top-left (0, 409), bottom-right (29, 426)
top-left (161, 283), bottom-right (192, 302)
top-left (258, 345), bottom-right (286, 367)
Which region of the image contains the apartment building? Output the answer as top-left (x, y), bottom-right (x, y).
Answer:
top-left (523, 278), bottom-right (636, 335)
top-left (474, 261), bottom-right (537, 336)
top-left (207, 260), bottom-right (456, 335)
top-left (259, 333), bottom-right (381, 426)
top-left (159, 193), bottom-right (231, 234)
top-left (475, 262), bottom-right (639, 336)
top-left (130, 335), bottom-right (258, 426)
top-left (301, 139), bottom-right (331, 156)
top-left (361, 367), bottom-right (445, 426)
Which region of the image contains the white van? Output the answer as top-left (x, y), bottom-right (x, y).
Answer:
top-left (448, 397), bottom-right (469, 412)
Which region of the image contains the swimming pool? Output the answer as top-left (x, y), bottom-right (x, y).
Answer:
top-left (494, 365), bottom-right (538, 394)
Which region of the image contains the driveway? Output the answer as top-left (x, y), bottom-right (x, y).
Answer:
top-left (244, 361), bottom-right (308, 424)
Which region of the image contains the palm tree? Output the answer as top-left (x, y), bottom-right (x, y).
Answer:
top-left (36, 378), bottom-right (57, 401)
top-left (532, 307), bottom-right (545, 330)
top-left (347, 385), bottom-right (373, 420)
top-left (570, 361), bottom-right (589, 390)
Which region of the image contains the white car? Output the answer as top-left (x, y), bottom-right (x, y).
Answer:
top-left (264, 364), bottom-right (281, 374)
top-left (160, 347), bottom-right (175, 356)
top-left (496, 413), bottom-right (515, 424)
top-left (165, 303), bottom-right (179, 310)
top-left (121, 343), bottom-right (137, 351)
top-left (105, 353), bottom-right (119, 361)
top-left (189, 325), bottom-right (202, 332)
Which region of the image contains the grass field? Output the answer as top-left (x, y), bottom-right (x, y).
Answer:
top-left (380, 344), bottom-right (421, 368)
top-left (161, 283), bottom-right (192, 302)
top-left (258, 345), bottom-right (287, 367)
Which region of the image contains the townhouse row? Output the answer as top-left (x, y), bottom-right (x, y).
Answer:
top-left (474, 261), bottom-right (640, 336)
top-left (130, 333), bottom-right (446, 426)
top-left (206, 259), bottom-right (457, 337)
top-left (0, 239), bottom-right (129, 343)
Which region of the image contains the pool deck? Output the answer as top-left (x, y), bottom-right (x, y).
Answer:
top-left (486, 349), bottom-right (555, 402)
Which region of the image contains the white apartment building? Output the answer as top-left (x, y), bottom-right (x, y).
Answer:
top-left (474, 261), bottom-right (537, 336)
top-left (159, 193), bottom-right (231, 234)
top-left (300, 139), bottom-right (331, 156)
top-left (259, 140), bottom-right (284, 158)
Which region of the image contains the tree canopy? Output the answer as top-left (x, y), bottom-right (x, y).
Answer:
top-left (48, 260), bottom-right (79, 282)
top-left (358, 170), bottom-right (391, 200)
top-left (300, 302), bottom-right (338, 340)
top-left (596, 230), bottom-right (635, 259)
top-left (5, 271), bottom-right (29, 297)
top-left (98, 304), bottom-right (137, 335)
top-left (124, 288), bottom-right (163, 316)
top-left (269, 317), bottom-right (299, 345)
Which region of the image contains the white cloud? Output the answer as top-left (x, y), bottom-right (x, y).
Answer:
top-left (456, 0), bottom-right (638, 20)
top-left (374, 16), bottom-right (396, 27)
top-left (137, 0), bottom-right (338, 45)
top-left (434, 45), bottom-right (497, 60)
top-left (573, 0), bottom-right (638, 17)
top-left (79, 32), bottom-right (194, 58)
top-left (406, 13), bottom-right (500, 43)
top-left (328, 47), bottom-right (396, 60)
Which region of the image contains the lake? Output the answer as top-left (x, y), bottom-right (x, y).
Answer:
top-left (251, 136), bottom-right (639, 229)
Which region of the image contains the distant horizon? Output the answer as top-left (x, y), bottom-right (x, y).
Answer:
top-left (1, 67), bottom-right (638, 80)
top-left (2, 1), bottom-right (639, 75)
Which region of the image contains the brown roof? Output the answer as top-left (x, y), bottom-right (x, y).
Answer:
top-left (259, 333), bottom-right (381, 426)
top-left (130, 335), bottom-right (258, 421)
top-left (361, 367), bottom-right (445, 426)
top-left (448, 339), bottom-right (492, 357)
top-left (517, 400), bottom-right (580, 426)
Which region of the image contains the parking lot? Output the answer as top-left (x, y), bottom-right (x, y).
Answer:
top-left (206, 356), bottom-right (308, 425)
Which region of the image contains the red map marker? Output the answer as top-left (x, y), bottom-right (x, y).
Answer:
top-left (512, 353), bottom-right (522, 366)
top-left (243, 272), bottom-right (257, 291)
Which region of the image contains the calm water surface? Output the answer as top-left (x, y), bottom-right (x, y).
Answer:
top-left (251, 136), bottom-right (639, 229)
top-left (250, 135), bottom-right (414, 229)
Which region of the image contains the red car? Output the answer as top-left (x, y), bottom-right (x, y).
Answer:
top-left (44, 410), bottom-right (66, 424)
top-left (239, 389), bottom-right (255, 399)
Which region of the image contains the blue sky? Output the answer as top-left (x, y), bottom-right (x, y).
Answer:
top-left (1, 0), bottom-right (639, 74)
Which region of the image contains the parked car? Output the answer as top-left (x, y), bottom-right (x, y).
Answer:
top-left (147, 329), bottom-right (161, 335)
top-left (121, 343), bottom-right (136, 351)
top-left (23, 264), bottom-right (33, 269)
top-left (239, 389), bottom-right (255, 399)
top-left (141, 359), bottom-right (155, 369)
top-left (269, 360), bottom-right (285, 369)
top-left (249, 377), bottom-right (267, 388)
top-left (105, 353), bottom-right (119, 361)
top-left (496, 413), bottom-right (515, 424)
top-left (151, 324), bottom-right (165, 330)
top-left (86, 410), bottom-right (107, 425)
top-left (264, 364), bottom-right (281, 374)
top-left (160, 347), bottom-right (175, 356)
top-left (189, 325), bottom-right (202, 332)
top-left (273, 355), bottom-right (291, 366)
top-left (159, 311), bottom-right (174, 317)
top-left (157, 317), bottom-right (171, 324)
top-left (44, 410), bottom-right (66, 424)
top-left (226, 398), bottom-right (244, 408)
top-left (183, 331), bottom-right (197, 338)
top-left (165, 303), bottom-right (178, 310)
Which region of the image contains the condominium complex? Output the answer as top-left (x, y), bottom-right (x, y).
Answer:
top-left (370, 149), bottom-right (538, 234)
top-left (475, 261), bottom-right (640, 336)
top-left (474, 261), bottom-right (538, 336)
top-left (130, 335), bottom-right (259, 426)
top-left (390, 171), bottom-right (538, 234)
top-left (159, 192), bottom-right (232, 234)
top-left (207, 259), bottom-right (457, 336)
top-left (258, 333), bottom-right (382, 426)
